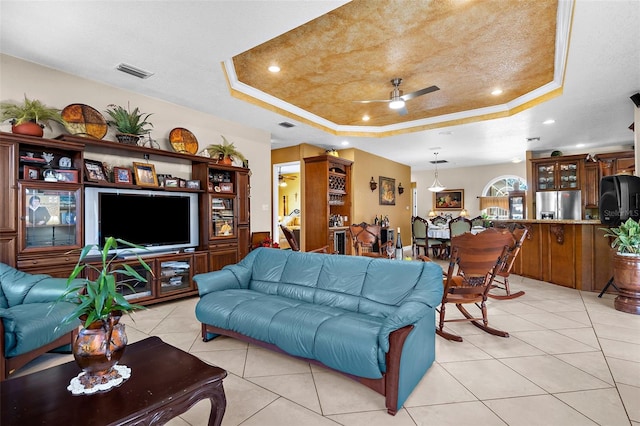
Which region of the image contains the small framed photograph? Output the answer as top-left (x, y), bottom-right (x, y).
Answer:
top-left (23, 165), bottom-right (40, 180)
top-left (132, 162), bottom-right (158, 187)
top-left (219, 182), bottom-right (233, 193)
top-left (165, 178), bottom-right (179, 188)
top-left (186, 179), bottom-right (200, 189)
top-left (84, 159), bottom-right (108, 182)
top-left (157, 173), bottom-right (172, 187)
top-left (54, 169), bottom-right (79, 183)
top-left (178, 178), bottom-right (186, 188)
top-left (379, 176), bottom-right (396, 205)
top-left (114, 167), bottom-right (133, 184)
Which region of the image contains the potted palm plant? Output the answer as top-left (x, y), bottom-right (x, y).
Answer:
top-left (203, 135), bottom-right (246, 166)
top-left (0, 94), bottom-right (66, 137)
top-left (58, 237), bottom-right (152, 390)
top-left (602, 218), bottom-right (640, 314)
top-left (105, 103), bottom-right (153, 145)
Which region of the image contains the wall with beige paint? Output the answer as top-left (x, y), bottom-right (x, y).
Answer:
top-left (0, 54), bottom-right (272, 233)
top-left (412, 162), bottom-right (527, 219)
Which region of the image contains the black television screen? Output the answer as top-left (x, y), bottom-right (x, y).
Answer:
top-left (99, 193), bottom-right (191, 248)
top-left (600, 175), bottom-right (640, 226)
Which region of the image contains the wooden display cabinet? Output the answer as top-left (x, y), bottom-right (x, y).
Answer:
top-left (304, 155), bottom-right (353, 253)
top-left (532, 156), bottom-right (581, 192)
top-left (0, 140), bottom-right (17, 266)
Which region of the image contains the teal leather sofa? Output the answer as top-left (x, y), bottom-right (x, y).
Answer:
top-left (0, 263), bottom-right (80, 380)
top-left (194, 248), bottom-right (443, 415)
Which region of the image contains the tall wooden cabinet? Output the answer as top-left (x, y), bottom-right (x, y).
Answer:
top-left (304, 155), bottom-right (353, 253)
top-left (1, 131), bottom-right (251, 304)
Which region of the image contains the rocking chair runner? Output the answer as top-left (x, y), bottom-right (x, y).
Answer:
top-left (489, 226), bottom-right (528, 300)
top-left (437, 228), bottom-right (514, 342)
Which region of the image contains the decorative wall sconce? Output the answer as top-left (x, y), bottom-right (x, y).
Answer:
top-left (398, 182), bottom-right (404, 195)
top-left (369, 176), bottom-right (377, 192)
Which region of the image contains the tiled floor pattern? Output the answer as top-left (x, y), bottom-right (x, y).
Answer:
top-left (15, 273), bottom-right (640, 425)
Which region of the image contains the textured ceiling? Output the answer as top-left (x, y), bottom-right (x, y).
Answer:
top-left (231, 0), bottom-right (557, 133)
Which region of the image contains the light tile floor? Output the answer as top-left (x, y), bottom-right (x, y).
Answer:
top-left (14, 272), bottom-right (640, 426)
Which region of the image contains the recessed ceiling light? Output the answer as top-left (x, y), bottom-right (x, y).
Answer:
top-left (512, 158), bottom-right (522, 163)
top-left (491, 89), bottom-right (503, 96)
top-left (268, 65), bottom-right (280, 73)
top-left (438, 131), bottom-right (452, 135)
top-left (576, 143), bottom-right (585, 148)
top-left (341, 140), bottom-right (349, 146)
top-left (543, 119), bottom-right (555, 125)
top-left (362, 115), bottom-right (370, 121)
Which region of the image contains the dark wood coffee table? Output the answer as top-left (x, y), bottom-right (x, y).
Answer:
top-left (1, 336), bottom-right (227, 425)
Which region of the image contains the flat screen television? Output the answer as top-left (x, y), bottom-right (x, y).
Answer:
top-left (85, 187), bottom-right (199, 256)
top-left (600, 175), bottom-right (640, 226)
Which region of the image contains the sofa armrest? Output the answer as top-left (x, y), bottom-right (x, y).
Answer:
top-left (378, 301), bottom-right (432, 352)
top-left (194, 264), bottom-right (250, 296)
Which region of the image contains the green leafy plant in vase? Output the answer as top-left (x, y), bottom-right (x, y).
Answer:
top-left (58, 237), bottom-right (152, 390)
top-left (601, 218), bottom-right (640, 314)
top-left (105, 103), bottom-right (153, 145)
top-left (0, 94), bottom-right (67, 137)
top-left (203, 135), bottom-right (246, 166)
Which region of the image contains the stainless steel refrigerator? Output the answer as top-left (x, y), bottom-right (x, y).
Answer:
top-left (536, 190), bottom-right (582, 220)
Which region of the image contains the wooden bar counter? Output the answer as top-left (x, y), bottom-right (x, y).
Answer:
top-left (493, 220), bottom-right (613, 292)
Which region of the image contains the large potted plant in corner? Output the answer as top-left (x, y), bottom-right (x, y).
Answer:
top-left (602, 218), bottom-right (640, 314)
top-left (105, 103), bottom-right (153, 145)
top-left (58, 237), bottom-right (152, 391)
top-left (203, 135), bottom-right (246, 166)
top-left (0, 94), bottom-right (66, 137)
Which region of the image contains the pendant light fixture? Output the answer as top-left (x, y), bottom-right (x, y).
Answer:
top-left (428, 152), bottom-right (446, 192)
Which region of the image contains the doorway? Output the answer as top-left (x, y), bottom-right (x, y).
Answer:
top-left (273, 161), bottom-right (301, 248)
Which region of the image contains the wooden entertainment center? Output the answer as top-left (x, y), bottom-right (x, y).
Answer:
top-left (0, 132), bottom-right (250, 305)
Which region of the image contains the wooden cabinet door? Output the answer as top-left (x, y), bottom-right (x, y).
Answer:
top-left (209, 243), bottom-right (238, 271)
top-left (616, 157), bottom-right (635, 175)
top-left (0, 235), bottom-right (16, 267)
top-left (583, 162), bottom-right (599, 208)
top-left (518, 224), bottom-right (542, 279)
top-left (237, 171), bottom-right (250, 225)
top-left (0, 141), bottom-right (16, 234)
top-left (545, 224), bottom-right (576, 288)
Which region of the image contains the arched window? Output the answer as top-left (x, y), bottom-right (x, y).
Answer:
top-left (480, 175), bottom-right (527, 219)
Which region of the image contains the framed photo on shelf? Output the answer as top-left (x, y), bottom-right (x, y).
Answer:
top-left (186, 179), bottom-right (200, 189)
top-left (433, 189), bottom-right (464, 210)
top-left (23, 165), bottom-right (40, 180)
top-left (114, 167), bottom-right (133, 184)
top-left (54, 169), bottom-right (79, 183)
top-left (379, 176), bottom-right (396, 205)
top-left (84, 159), bottom-right (108, 182)
top-left (132, 162), bottom-right (158, 187)
top-left (219, 182), bottom-right (233, 193)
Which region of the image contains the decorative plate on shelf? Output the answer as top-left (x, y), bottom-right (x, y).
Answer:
top-left (61, 104), bottom-right (108, 139)
top-left (169, 128), bottom-right (199, 154)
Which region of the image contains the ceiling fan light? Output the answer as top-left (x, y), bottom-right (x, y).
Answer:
top-left (389, 99), bottom-right (405, 110)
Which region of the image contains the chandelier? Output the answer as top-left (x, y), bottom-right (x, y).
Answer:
top-left (428, 152), bottom-right (446, 192)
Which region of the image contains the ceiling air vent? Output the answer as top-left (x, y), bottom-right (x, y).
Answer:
top-left (429, 159), bottom-right (448, 164)
top-left (116, 63), bottom-right (154, 79)
top-left (278, 122), bottom-right (295, 128)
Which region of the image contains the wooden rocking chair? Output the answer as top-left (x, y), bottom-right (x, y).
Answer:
top-left (489, 226), bottom-right (528, 300)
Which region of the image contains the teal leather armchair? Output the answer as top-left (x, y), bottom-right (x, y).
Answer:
top-left (0, 263), bottom-right (80, 380)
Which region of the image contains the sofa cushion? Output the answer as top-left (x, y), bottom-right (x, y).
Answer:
top-left (0, 263), bottom-right (50, 308)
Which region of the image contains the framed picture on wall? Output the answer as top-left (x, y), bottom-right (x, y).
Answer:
top-left (379, 176), bottom-right (395, 205)
top-left (433, 189), bottom-right (464, 210)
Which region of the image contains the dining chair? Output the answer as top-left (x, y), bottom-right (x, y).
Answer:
top-left (442, 216), bottom-right (472, 258)
top-left (411, 216), bottom-right (431, 257)
top-left (250, 231), bottom-right (272, 251)
top-left (470, 215), bottom-right (484, 228)
top-left (436, 228), bottom-right (514, 342)
top-left (349, 222), bottom-right (394, 258)
top-left (489, 226), bottom-right (528, 299)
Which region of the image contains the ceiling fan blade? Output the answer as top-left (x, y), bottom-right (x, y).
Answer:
top-left (401, 85), bottom-right (440, 101)
top-left (397, 106), bottom-right (408, 116)
top-left (353, 99), bottom-right (391, 104)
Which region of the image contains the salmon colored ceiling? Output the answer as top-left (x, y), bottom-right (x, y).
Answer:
top-left (228, 0), bottom-right (560, 136)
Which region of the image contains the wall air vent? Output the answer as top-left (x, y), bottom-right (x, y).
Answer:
top-left (278, 122), bottom-right (295, 128)
top-left (116, 63), bottom-right (154, 79)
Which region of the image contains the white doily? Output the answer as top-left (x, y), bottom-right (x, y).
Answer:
top-left (67, 365), bottom-right (131, 395)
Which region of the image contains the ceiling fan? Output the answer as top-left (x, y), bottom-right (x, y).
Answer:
top-left (354, 78), bottom-right (439, 116)
top-left (278, 168), bottom-right (297, 187)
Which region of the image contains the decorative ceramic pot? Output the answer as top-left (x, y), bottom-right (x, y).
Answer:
top-left (612, 252), bottom-right (640, 314)
top-left (219, 155), bottom-right (233, 165)
top-left (11, 121), bottom-right (44, 137)
top-left (115, 133), bottom-right (141, 145)
top-left (73, 313), bottom-right (128, 388)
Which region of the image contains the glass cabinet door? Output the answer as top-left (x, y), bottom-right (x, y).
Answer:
top-left (159, 258), bottom-right (192, 295)
top-left (20, 184), bottom-right (81, 251)
top-left (211, 197), bottom-right (235, 238)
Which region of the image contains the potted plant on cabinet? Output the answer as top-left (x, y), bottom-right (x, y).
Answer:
top-left (602, 218), bottom-right (640, 314)
top-left (203, 135), bottom-right (246, 166)
top-left (57, 236), bottom-right (152, 391)
top-left (0, 94), bottom-right (67, 137)
top-left (105, 103), bottom-right (153, 145)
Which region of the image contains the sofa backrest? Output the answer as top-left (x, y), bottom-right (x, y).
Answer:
top-left (0, 262), bottom-right (52, 308)
top-left (234, 248), bottom-right (441, 318)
